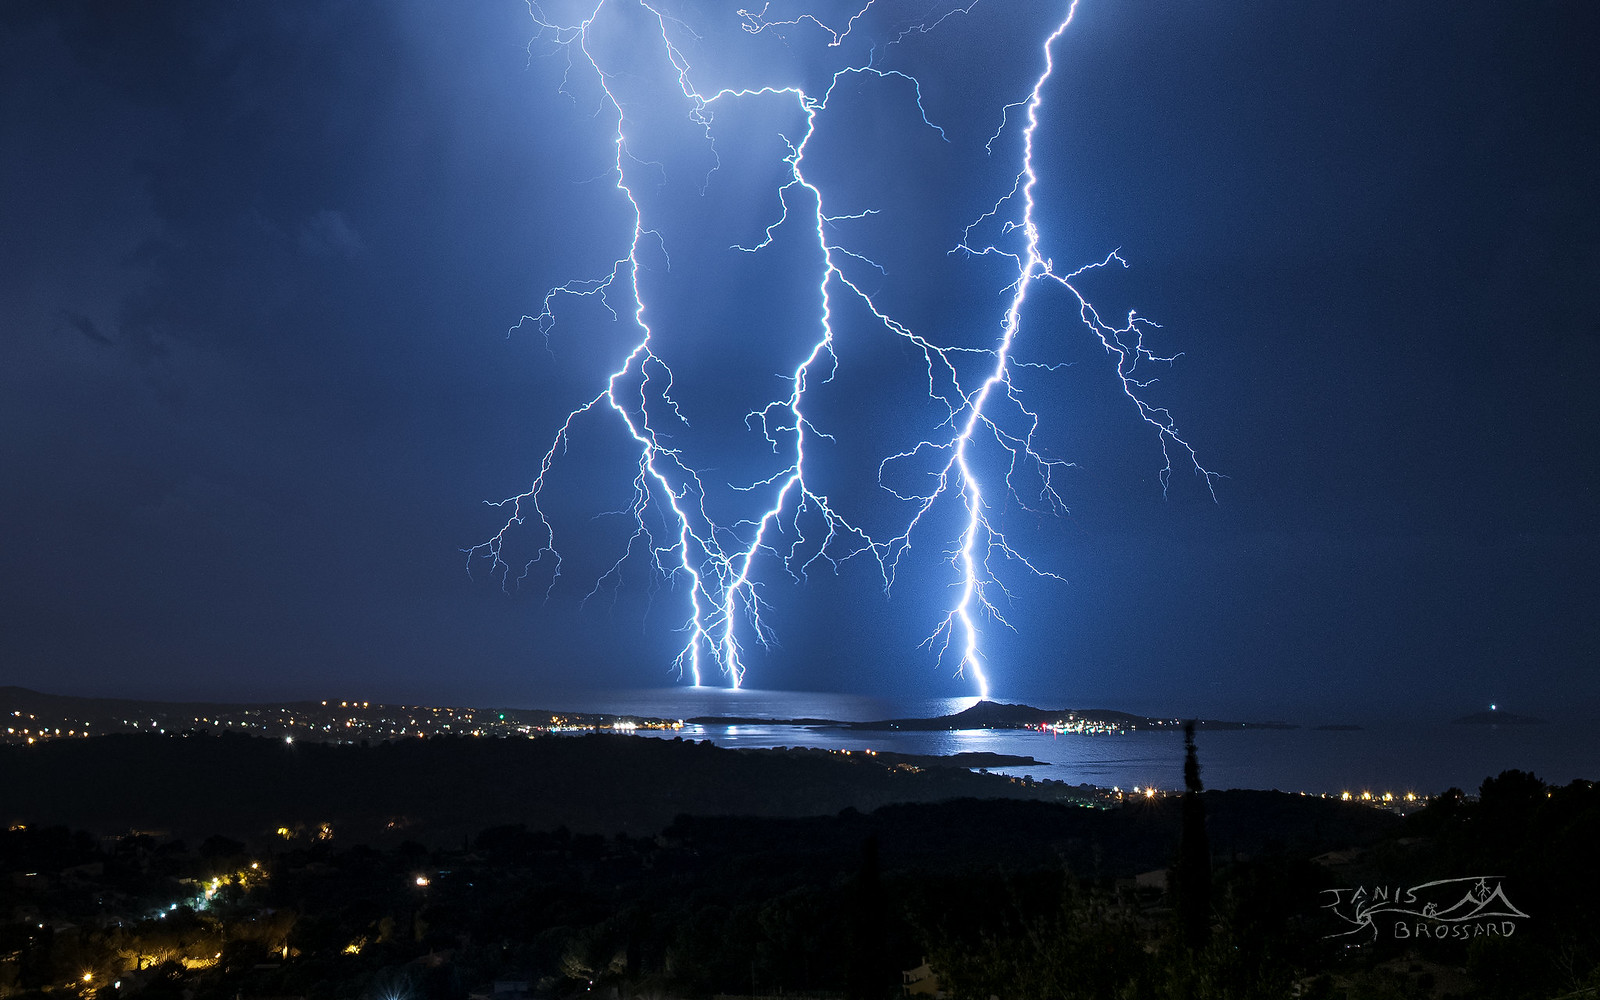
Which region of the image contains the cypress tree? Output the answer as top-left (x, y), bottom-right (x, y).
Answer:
top-left (1175, 720), bottom-right (1212, 949)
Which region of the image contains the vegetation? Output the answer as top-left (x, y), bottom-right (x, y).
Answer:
top-left (1, 733), bottom-right (1093, 844)
top-left (2, 735), bottom-right (1595, 999)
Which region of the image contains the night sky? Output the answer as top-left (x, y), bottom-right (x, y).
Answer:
top-left (3, 1), bottom-right (1596, 721)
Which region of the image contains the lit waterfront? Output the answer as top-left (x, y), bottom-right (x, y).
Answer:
top-left (641, 717), bottom-right (1597, 802)
top-left (1, 698), bottom-right (680, 746)
top-left (6, 688), bottom-right (1594, 800)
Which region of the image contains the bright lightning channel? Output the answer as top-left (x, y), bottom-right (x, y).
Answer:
top-left (470, 0), bottom-right (1217, 699)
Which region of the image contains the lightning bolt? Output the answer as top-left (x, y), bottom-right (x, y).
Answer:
top-left (471, 0), bottom-right (1218, 697)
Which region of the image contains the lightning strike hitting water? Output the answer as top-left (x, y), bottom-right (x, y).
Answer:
top-left (470, 0), bottom-right (1218, 696)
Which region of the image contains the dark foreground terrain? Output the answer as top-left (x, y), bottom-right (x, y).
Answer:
top-left (2, 731), bottom-right (1085, 844)
top-left (2, 734), bottom-right (1597, 1000)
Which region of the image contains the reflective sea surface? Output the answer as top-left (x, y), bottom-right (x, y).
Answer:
top-left (548, 688), bottom-right (1599, 796)
top-left (547, 687), bottom-right (965, 723)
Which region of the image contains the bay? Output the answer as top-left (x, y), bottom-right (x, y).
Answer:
top-left (550, 688), bottom-right (1599, 796)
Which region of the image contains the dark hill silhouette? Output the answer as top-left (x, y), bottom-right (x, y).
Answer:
top-left (0, 731), bottom-right (1061, 845)
top-left (0, 684), bottom-right (279, 717)
top-left (0, 732), bottom-right (1400, 856)
top-left (845, 699), bottom-right (1294, 731)
top-left (848, 700), bottom-right (1148, 731)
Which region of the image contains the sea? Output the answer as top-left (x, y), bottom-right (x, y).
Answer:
top-left (545, 688), bottom-right (1600, 798)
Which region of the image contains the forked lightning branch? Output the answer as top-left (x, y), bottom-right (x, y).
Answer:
top-left (469, 0), bottom-right (1216, 695)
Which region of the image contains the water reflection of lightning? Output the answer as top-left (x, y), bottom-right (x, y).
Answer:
top-left (471, 1), bottom-right (1217, 696)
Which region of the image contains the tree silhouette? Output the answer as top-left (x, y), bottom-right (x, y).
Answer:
top-left (1173, 720), bottom-right (1212, 950)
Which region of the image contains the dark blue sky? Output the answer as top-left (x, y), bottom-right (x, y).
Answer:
top-left (2, 1), bottom-right (1595, 722)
